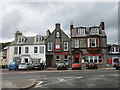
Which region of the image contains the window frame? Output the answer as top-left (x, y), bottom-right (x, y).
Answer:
top-left (75, 39), bottom-right (79, 48)
top-left (39, 46), bottom-right (44, 54)
top-left (91, 38), bottom-right (96, 47)
top-left (25, 47), bottom-right (29, 54)
top-left (47, 42), bottom-right (52, 51)
top-left (14, 47), bottom-right (18, 54)
top-left (34, 46), bottom-right (38, 53)
top-left (64, 42), bottom-right (68, 51)
top-left (56, 32), bottom-right (60, 37)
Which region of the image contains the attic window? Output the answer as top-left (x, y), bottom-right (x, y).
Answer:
top-left (56, 32), bottom-right (60, 37)
top-left (34, 36), bottom-right (43, 43)
top-left (77, 28), bottom-right (85, 35)
top-left (18, 37), bottom-right (25, 44)
top-left (91, 28), bottom-right (99, 35)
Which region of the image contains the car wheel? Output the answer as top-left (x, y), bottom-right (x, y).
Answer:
top-left (79, 68), bottom-right (81, 70)
top-left (9, 69), bottom-right (11, 71)
top-left (57, 68), bottom-right (59, 70)
top-left (116, 67), bottom-right (119, 70)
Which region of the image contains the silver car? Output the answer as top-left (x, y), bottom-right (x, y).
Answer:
top-left (18, 63), bottom-right (29, 70)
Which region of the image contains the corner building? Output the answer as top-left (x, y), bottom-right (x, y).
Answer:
top-left (70, 21), bottom-right (108, 67)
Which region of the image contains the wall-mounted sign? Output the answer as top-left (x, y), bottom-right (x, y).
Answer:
top-left (55, 44), bottom-right (60, 50)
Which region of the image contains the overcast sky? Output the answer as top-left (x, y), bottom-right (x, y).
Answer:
top-left (0, 1), bottom-right (118, 44)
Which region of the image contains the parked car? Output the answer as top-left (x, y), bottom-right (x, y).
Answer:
top-left (86, 62), bottom-right (98, 69)
top-left (8, 62), bottom-right (19, 71)
top-left (18, 63), bottom-right (30, 70)
top-left (113, 62), bottom-right (120, 70)
top-left (57, 62), bottom-right (67, 70)
top-left (32, 63), bottom-right (42, 70)
top-left (72, 63), bottom-right (82, 70)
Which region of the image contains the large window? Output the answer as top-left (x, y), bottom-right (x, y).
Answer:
top-left (77, 28), bottom-right (85, 35)
top-left (14, 47), bottom-right (18, 54)
top-left (85, 56), bottom-right (102, 63)
top-left (40, 46), bottom-right (44, 54)
top-left (25, 47), bottom-right (29, 53)
top-left (75, 40), bottom-right (79, 48)
top-left (34, 47), bottom-right (38, 53)
top-left (48, 42), bottom-right (52, 51)
top-left (91, 28), bottom-right (99, 35)
top-left (91, 38), bottom-right (96, 47)
top-left (64, 42), bottom-right (68, 51)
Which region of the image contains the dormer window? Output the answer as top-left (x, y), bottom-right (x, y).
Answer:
top-left (77, 28), bottom-right (85, 35)
top-left (56, 32), bottom-right (60, 37)
top-left (34, 36), bottom-right (44, 43)
top-left (111, 46), bottom-right (119, 53)
top-left (91, 28), bottom-right (99, 35)
top-left (17, 36), bottom-right (26, 44)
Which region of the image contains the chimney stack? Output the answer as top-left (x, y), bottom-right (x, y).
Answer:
top-left (100, 20), bottom-right (105, 30)
top-left (15, 31), bottom-right (22, 41)
top-left (55, 23), bottom-right (60, 30)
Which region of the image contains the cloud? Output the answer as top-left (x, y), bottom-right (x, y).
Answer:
top-left (0, 2), bottom-right (118, 44)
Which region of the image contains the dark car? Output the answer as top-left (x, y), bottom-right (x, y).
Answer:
top-left (72, 63), bottom-right (82, 70)
top-left (57, 62), bottom-right (67, 70)
top-left (32, 63), bottom-right (42, 70)
top-left (113, 62), bottom-right (120, 70)
top-left (86, 62), bottom-right (98, 69)
top-left (8, 62), bottom-right (19, 71)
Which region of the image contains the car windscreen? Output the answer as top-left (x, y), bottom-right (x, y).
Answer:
top-left (58, 63), bottom-right (65, 65)
top-left (19, 63), bottom-right (26, 65)
top-left (10, 62), bottom-right (15, 65)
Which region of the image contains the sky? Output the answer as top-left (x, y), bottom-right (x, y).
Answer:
top-left (0, 0), bottom-right (119, 44)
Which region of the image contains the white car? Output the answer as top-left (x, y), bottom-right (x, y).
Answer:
top-left (18, 63), bottom-right (29, 70)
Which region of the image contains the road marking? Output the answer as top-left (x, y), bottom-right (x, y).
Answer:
top-left (34, 81), bottom-right (43, 88)
top-left (34, 76), bottom-right (83, 88)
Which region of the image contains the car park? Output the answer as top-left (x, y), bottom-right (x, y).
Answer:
top-left (18, 63), bottom-right (30, 70)
top-left (57, 62), bottom-right (67, 70)
top-left (86, 62), bottom-right (98, 69)
top-left (113, 62), bottom-right (120, 70)
top-left (72, 63), bottom-right (81, 70)
top-left (8, 62), bottom-right (19, 71)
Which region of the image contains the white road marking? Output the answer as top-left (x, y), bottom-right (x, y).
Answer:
top-left (34, 81), bottom-right (43, 88)
top-left (34, 76), bottom-right (83, 88)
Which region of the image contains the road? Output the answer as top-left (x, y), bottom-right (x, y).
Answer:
top-left (2, 69), bottom-right (120, 89)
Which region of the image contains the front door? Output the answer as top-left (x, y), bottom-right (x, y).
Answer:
top-left (73, 50), bottom-right (81, 63)
top-left (46, 55), bottom-right (53, 67)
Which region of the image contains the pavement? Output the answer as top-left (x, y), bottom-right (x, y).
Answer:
top-left (2, 79), bottom-right (35, 89)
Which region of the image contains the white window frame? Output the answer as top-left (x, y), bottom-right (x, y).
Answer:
top-left (91, 28), bottom-right (99, 35)
top-left (91, 38), bottom-right (96, 47)
top-left (56, 32), bottom-right (60, 37)
top-left (25, 47), bottom-right (29, 54)
top-left (39, 46), bottom-right (44, 54)
top-left (64, 55), bottom-right (68, 60)
top-left (48, 42), bottom-right (52, 51)
top-left (87, 38), bottom-right (90, 47)
top-left (112, 46), bottom-right (119, 53)
top-left (56, 55), bottom-right (60, 60)
top-left (75, 40), bottom-right (79, 48)
top-left (77, 28), bottom-right (85, 35)
top-left (64, 42), bottom-right (68, 51)
top-left (14, 47), bottom-right (18, 54)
